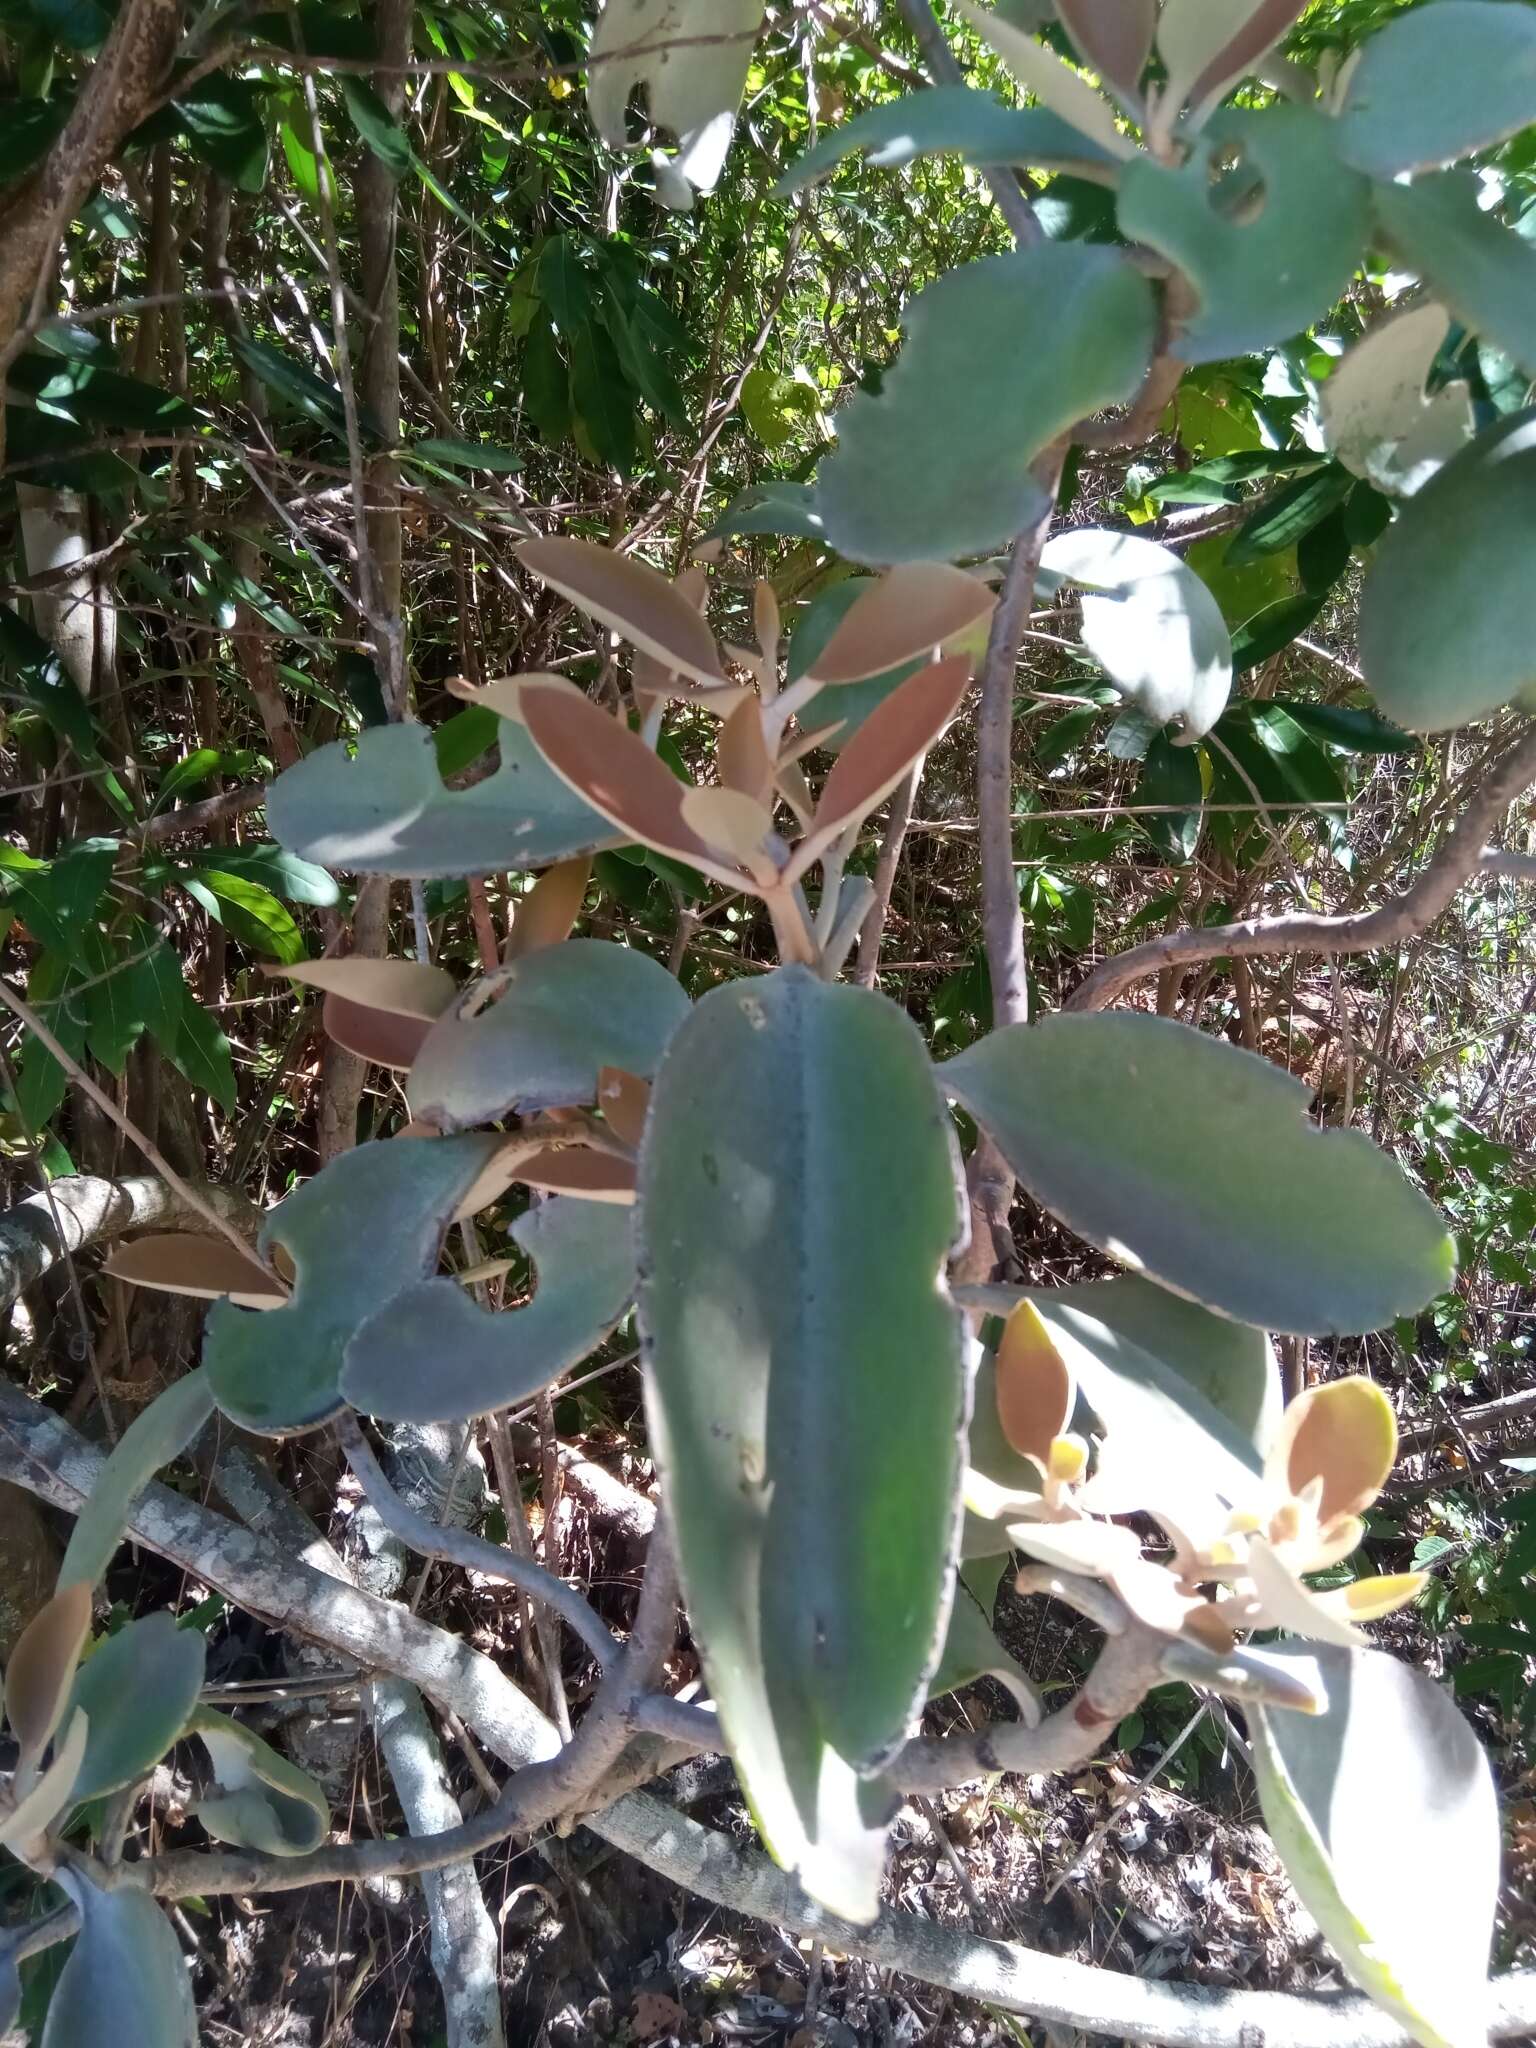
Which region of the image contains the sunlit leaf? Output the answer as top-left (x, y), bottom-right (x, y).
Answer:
top-left (1157, 0), bottom-right (1307, 119)
top-left (776, 84), bottom-right (1122, 195)
top-left (408, 939), bottom-right (690, 1128)
top-left (518, 537), bottom-right (727, 687)
top-left (1055, 0), bottom-right (1156, 96)
top-left (203, 1136), bottom-right (502, 1433)
top-left (942, 1013), bottom-right (1455, 1334)
top-left (1250, 1644), bottom-right (1497, 2048)
top-left (805, 564), bottom-right (996, 685)
top-left (191, 1708), bottom-right (329, 1855)
top-left (814, 245), bottom-right (1156, 565)
top-left (1373, 173), bottom-right (1536, 380)
top-left (60, 1371), bottom-right (216, 1592)
top-left (1335, 1), bottom-right (1536, 177)
top-left (638, 966), bottom-right (967, 1921)
top-left (953, 0), bottom-right (1134, 159)
top-left (587, 0), bottom-right (766, 198)
top-left (1320, 303), bottom-right (1473, 497)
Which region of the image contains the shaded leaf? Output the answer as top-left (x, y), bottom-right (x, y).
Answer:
top-left (105, 1233), bottom-right (286, 1308)
top-left (68, 1612), bottom-right (206, 1801)
top-left (343, 1197), bottom-right (635, 1422)
top-left (1055, 0), bottom-right (1156, 96)
top-left (1358, 407), bottom-right (1536, 730)
top-left (814, 244), bottom-right (1155, 565)
top-left (409, 939), bottom-right (690, 1128)
top-left (1250, 1644), bottom-right (1497, 2048)
top-left (203, 1136), bottom-right (502, 1434)
top-left (930, 1557), bottom-right (1042, 1723)
top-left (167, 983), bottom-right (237, 1112)
top-left (4, 1584), bottom-right (91, 1769)
top-left (942, 1013), bottom-right (1455, 1334)
top-left (1227, 463), bottom-right (1353, 565)
top-left (191, 1708), bottom-right (329, 1855)
top-left (43, 1881), bottom-right (196, 2048)
top-left (806, 563), bottom-right (996, 685)
top-left (638, 967), bottom-right (967, 1921)
top-left (1373, 173), bottom-right (1536, 380)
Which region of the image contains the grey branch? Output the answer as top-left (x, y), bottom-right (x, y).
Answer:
top-left (1067, 726), bottom-right (1536, 1012)
top-left (0, 1173), bottom-right (257, 1314)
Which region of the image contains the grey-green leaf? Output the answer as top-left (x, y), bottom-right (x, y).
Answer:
top-left (60, 1369), bottom-right (215, 1590)
top-left (44, 1881), bottom-right (197, 2048)
top-left (942, 1014), bottom-right (1454, 1335)
top-left (1250, 1644), bottom-right (1497, 2048)
top-left (204, 1135), bottom-right (502, 1434)
top-left (776, 85), bottom-right (1118, 195)
top-left (1359, 407), bottom-right (1536, 731)
top-left (1118, 108), bottom-right (1370, 363)
top-left (67, 1612), bottom-right (206, 1801)
top-left (342, 1198), bottom-right (635, 1422)
top-left (814, 245), bottom-right (1155, 565)
top-left (638, 966), bottom-right (968, 1921)
top-left (191, 1707), bottom-right (330, 1855)
top-left (929, 1557), bottom-right (1041, 1724)
top-left (1372, 172), bottom-right (1536, 380)
top-left (408, 940), bottom-right (690, 1127)
top-left (1336, 0), bottom-right (1536, 178)
top-left (266, 720), bottom-right (621, 879)
top-left (1040, 529), bottom-right (1232, 740)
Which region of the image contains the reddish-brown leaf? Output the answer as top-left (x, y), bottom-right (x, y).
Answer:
top-left (807, 564), bottom-right (997, 685)
top-left (518, 536), bottom-right (728, 687)
top-left (322, 993), bottom-right (433, 1070)
top-left (6, 1583), bottom-right (92, 1767)
top-left (506, 857), bottom-right (592, 960)
top-left (1055, 0), bottom-right (1156, 95)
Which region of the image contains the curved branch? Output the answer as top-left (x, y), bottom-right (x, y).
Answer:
top-left (0, 1173), bottom-right (259, 1314)
top-left (1067, 725), bottom-right (1536, 1013)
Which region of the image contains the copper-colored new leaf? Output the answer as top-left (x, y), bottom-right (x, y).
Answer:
top-left (1159, 0), bottom-right (1308, 115)
top-left (598, 1066), bottom-right (651, 1148)
top-left (518, 1143), bottom-right (638, 1204)
top-left (1271, 1378), bottom-right (1397, 1521)
top-left (718, 694), bottom-right (775, 804)
top-left (788, 657), bottom-right (970, 878)
top-left (518, 536), bottom-right (728, 688)
top-left (678, 786), bottom-right (778, 879)
top-left (284, 957), bottom-right (457, 1019)
top-left (807, 564), bottom-right (997, 686)
top-left (6, 1582), bottom-right (92, 1767)
top-left (105, 1234), bottom-right (288, 1308)
top-left (995, 1302), bottom-right (1076, 1464)
top-left (444, 672), bottom-right (567, 717)
top-left (518, 678), bottom-right (749, 885)
top-left (507, 856), bottom-right (592, 960)
top-left (322, 994), bottom-right (432, 1071)
top-left (1055, 0), bottom-right (1156, 95)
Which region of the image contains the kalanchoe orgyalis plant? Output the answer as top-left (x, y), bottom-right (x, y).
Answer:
top-left (6, 2), bottom-right (1535, 2043)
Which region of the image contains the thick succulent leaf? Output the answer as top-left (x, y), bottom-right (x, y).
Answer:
top-left (587, 0), bottom-right (765, 199)
top-left (203, 1136), bottom-right (502, 1433)
top-left (793, 582), bottom-right (929, 753)
top-left (43, 1880), bottom-right (197, 2048)
top-left (191, 1707), bottom-right (329, 1854)
top-left (518, 1143), bottom-right (637, 1202)
top-left (3, 1584), bottom-right (92, 1768)
top-left (1320, 302), bottom-right (1473, 497)
top-left (806, 564), bottom-right (996, 685)
top-left (61, 1370), bottom-right (215, 1590)
top-left (953, 0), bottom-right (1134, 160)
top-left (1336, 0), bottom-right (1536, 178)
top-left (814, 245), bottom-right (1156, 565)
top-left (1041, 529), bottom-right (1231, 739)
top-left (638, 966), bottom-right (968, 1922)
top-left (963, 1351), bottom-right (1043, 1557)
top-left (707, 480), bottom-right (827, 543)
top-left (1372, 173), bottom-right (1536, 380)
top-left (506, 855), bottom-right (591, 957)
top-left (1250, 1644), bottom-right (1497, 2048)
top-left (266, 719), bottom-right (620, 879)
top-left (942, 1014), bottom-right (1454, 1335)
top-left (1358, 408), bottom-right (1536, 731)
top-left (342, 1198), bottom-right (635, 1422)
top-left (930, 1557), bottom-right (1042, 1724)
top-left (776, 85), bottom-right (1119, 194)
top-left (517, 537), bottom-right (728, 687)
top-left (68, 1612), bottom-right (206, 1801)
top-left (1055, 0), bottom-right (1156, 96)
top-left (104, 1232), bottom-right (287, 1308)
top-left (408, 939), bottom-right (690, 1127)
top-left (1118, 108), bottom-right (1369, 363)
top-left (283, 956), bottom-right (456, 1016)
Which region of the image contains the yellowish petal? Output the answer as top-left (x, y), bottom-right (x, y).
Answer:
top-left (1312, 1572), bottom-right (1428, 1626)
top-left (1047, 1433), bottom-right (1089, 1484)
